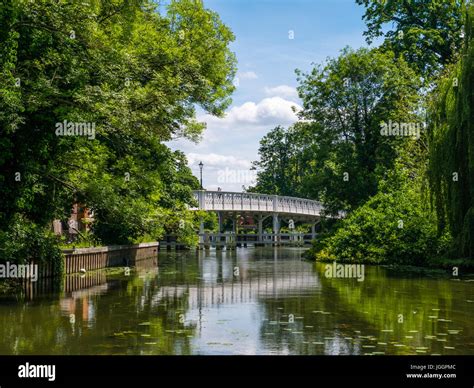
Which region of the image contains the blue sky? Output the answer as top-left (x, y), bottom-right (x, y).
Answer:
top-left (167, 0), bottom-right (377, 191)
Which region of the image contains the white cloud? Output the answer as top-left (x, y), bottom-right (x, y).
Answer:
top-left (199, 97), bottom-right (301, 129)
top-left (187, 153), bottom-right (251, 169)
top-left (186, 153), bottom-right (256, 191)
top-left (238, 71), bottom-right (258, 80)
top-left (264, 84), bottom-right (299, 99)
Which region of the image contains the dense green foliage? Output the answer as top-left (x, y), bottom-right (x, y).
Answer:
top-left (0, 0), bottom-right (236, 260)
top-left (0, 214), bottom-right (64, 276)
top-left (313, 169), bottom-right (441, 265)
top-left (428, 4), bottom-right (474, 259)
top-left (356, 0), bottom-right (466, 79)
top-left (249, 123), bottom-right (310, 197)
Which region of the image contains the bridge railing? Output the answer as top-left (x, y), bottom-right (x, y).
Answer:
top-left (191, 190), bottom-right (329, 217)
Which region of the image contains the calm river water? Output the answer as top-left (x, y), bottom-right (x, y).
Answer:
top-left (0, 247), bottom-right (473, 355)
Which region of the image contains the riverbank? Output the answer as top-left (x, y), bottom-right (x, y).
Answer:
top-left (306, 251), bottom-right (474, 275)
top-left (62, 242), bottom-right (159, 274)
top-left (0, 242), bottom-right (159, 297)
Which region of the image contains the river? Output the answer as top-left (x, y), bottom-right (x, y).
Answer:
top-left (0, 247), bottom-right (473, 355)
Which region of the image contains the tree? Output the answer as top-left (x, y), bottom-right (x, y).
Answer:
top-left (428, 4), bottom-right (474, 259)
top-left (0, 0), bottom-right (236, 259)
top-left (250, 123), bottom-right (313, 197)
top-left (356, 0), bottom-right (466, 80)
top-left (293, 47), bottom-right (422, 213)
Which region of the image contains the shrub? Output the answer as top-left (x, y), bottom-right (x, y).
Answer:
top-left (312, 183), bottom-right (439, 266)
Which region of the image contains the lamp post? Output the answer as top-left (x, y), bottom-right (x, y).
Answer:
top-left (199, 161), bottom-right (203, 189)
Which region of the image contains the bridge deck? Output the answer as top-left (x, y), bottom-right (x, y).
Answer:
top-left (191, 190), bottom-right (328, 217)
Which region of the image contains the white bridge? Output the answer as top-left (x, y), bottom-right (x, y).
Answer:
top-left (178, 190), bottom-right (342, 248)
top-left (192, 190), bottom-right (326, 217)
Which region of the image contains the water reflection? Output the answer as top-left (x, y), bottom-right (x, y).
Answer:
top-left (0, 247), bottom-right (472, 355)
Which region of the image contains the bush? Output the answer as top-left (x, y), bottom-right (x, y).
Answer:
top-left (312, 182), bottom-right (440, 266)
top-left (0, 215), bottom-right (63, 277)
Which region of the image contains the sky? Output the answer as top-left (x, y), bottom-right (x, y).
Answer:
top-left (167, 0), bottom-right (376, 191)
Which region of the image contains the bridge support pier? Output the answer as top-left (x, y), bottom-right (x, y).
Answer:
top-left (198, 217), bottom-right (207, 250)
top-left (310, 219), bottom-right (321, 241)
top-left (217, 212), bottom-right (223, 234)
top-left (273, 214), bottom-right (280, 245)
top-left (257, 215), bottom-right (264, 246)
top-left (215, 212), bottom-right (223, 250)
top-left (256, 214), bottom-right (271, 246)
top-left (233, 216), bottom-right (239, 247)
top-left (225, 232), bottom-right (233, 250)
